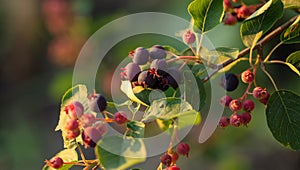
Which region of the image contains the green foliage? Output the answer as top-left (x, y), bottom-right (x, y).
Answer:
top-left (43, 149), bottom-right (78, 170)
top-left (286, 51), bottom-right (300, 72)
top-left (120, 81), bottom-right (149, 106)
top-left (240, 0), bottom-right (284, 47)
top-left (281, 15), bottom-right (300, 44)
top-left (95, 136), bottom-right (146, 170)
top-left (126, 121), bottom-right (145, 138)
top-left (266, 90), bottom-right (300, 150)
top-left (188, 0), bottom-right (224, 33)
top-left (282, 0), bottom-right (300, 8)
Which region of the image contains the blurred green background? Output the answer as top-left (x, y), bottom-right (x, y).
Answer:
top-left (0, 0), bottom-right (299, 169)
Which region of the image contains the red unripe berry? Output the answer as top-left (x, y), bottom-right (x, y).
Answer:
top-left (166, 166), bottom-right (181, 170)
top-left (66, 128), bottom-right (80, 139)
top-left (224, 0), bottom-right (232, 11)
top-left (220, 95), bottom-right (233, 107)
top-left (176, 142), bottom-right (190, 157)
top-left (80, 113), bottom-right (96, 128)
top-left (224, 13), bottom-right (237, 25)
top-left (160, 153), bottom-right (172, 166)
top-left (253, 87), bottom-right (268, 99)
top-left (241, 112), bottom-right (251, 126)
top-left (218, 116), bottom-right (230, 128)
top-left (182, 30), bottom-right (196, 44)
top-left (64, 101), bottom-right (84, 119)
top-left (65, 119), bottom-right (79, 131)
top-left (259, 92), bottom-right (270, 105)
top-left (114, 111), bottom-right (128, 124)
top-left (237, 6), bottom-right (251, 19)
top-left (230, 113), bottom-right (243, 127)
top-left (241, 69), bottom-right (254, 83)
top-left (82, 127), bottom-right (102, 148)
top-left (243, 99), bottom-right (255, 112)
top-left (229, 99), bottom-right (242, 111)
top-left (47, 157), bottom-right (64, 169)
top-left (169, 151), bottom-right (179, 164)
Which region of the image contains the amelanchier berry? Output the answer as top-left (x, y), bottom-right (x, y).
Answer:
top-left (133, 47), bottom-right (149, 65)
top-left (114, 111), bottom-right (128, 124)
top-left (230, 113), bottom-right (243, 127)
top-left (66, 128), bottom-right (80, 139)
top-left (46, 156), bottom-right (64, 169)
top-left (65, 119), bottom-right (79, 131)
top-left (224, 13), bottom-right (237, 25)
top-left (243, 99), bottom-right (255, 112)
top-left (160, 153), bottom-right (172, 166)
top-left (138, 71), bottom-right (158, 88)
top-left (166, 166), bottom-right (181, 170)
top-left (229, 99), bottom-right (242, 111)
top-left (149, 45), bottom-right (167, 59)
top-left (223, 0), bottom-right (232, 11)
top-left (218, 116), bottom-right (230, 128)
top-left (259, 92), bottom-right (270, 105)
top-left (94, 121), bottom-right (108, 136)
top-left (64, 101), bottom-right (84, 119)
top-left (220, 95), bottom-right (232, 107)
top-left (241, 112), bottom-right (251, 126)
top-left (82, 127), bottom-right (102, 148)
top-left (241, 69), bottom-right (254, 83)
top-left (182, 30), bottom-right (196, 44)
top-left (253, 87), bottom-right (268, 99)
top-left (236, 5), bottom-right (251, 19)
top-left (166, 68), bottom-right (182, 89)
top-left (80, 113), bottom-right (96, 128)
top-left (150, 59), bottom-right (168, 74)
top-left (176, 142), bottom-right (190, 157)
top-left (88, 93), bottom-right (107, 112)
top-left (123, 62), bottom-right (141, 82)
top-left (221, 73), bottom-right (239, 91)
top-left (169, 150), bottom-right (179, 164)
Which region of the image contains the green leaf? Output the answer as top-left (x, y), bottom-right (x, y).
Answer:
top-left (285, 62), bottom-right (300, 76)
top-left (172, 110), bottom-right (201, 129)
top-left (120, 81), bottom-right (149, 106)
top-left (126, 121), bottom-right (145, 138)
top-left (282, 0), bottom-right (300, 8)
top-left (163, 45), bottom-right (180, 55)
top-left (95, 136), bottom-right (146, 170)
top-left (215, 47), bottom-right (239, 59)
top-left (281, 16), bottom-right (300, 44)
top-left (266, 90), bottom-right (300, 150)
top-left (183, 71), bottom-right (206, 110)
top-left (286, 51), bottom-right (300, 71)
top-left (142, 98), bottom-right (193, 122)
top-left (43, 149), bottom-right (78, 170)
top-left (240, 0), bottom-right (284, 47)
top-left (188, 0), bottom-right (224, 33)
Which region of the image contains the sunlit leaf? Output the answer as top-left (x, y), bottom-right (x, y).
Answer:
top-left (281, 16), bottom-right (300, 44)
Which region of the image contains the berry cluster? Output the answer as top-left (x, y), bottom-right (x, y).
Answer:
top-left (219, 69), bottom-right (270, 128)
top-left (223, 0), bottom-right (262, 25)
top-left (121, 45), bottom-right (182, 91)
top-left (160, 142), bottom-right (190, 170)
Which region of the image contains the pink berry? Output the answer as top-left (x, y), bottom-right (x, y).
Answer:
top-left (176, 142), bottom-right (190, 157)
top-left (82, 127), bottom-right (102, 148)
top-left (47, 156), bottom-right (64, 169)
top-left (64, 101), bottom-right (84, 119)
top-left (66, 128), bottom-right (80, 139)
top-left (80, 113), bottom-right (96, 128)
top-left (220, 95), bottom-right (233, 107)
top-left (218, 116), bottom-right (230, 128)
top-left (243, 99), bottom-right (255, 112)
top-left (237, 6), bottom-right (250, 19)
top-left (253, 87), bottom-right (268, 99)
top-left (182, 30), bottom-right (196, 44)
top-left (160, 153), bottom-right (172, 166)
top-left (114, 111), bottom-right (128, 124)
top-left (224, 13), bottom-right (237, 25)
top-left (224, 0), bottom-right (232, 11)
top-left (259, 92), bottom-right (270, 105)
top-left (94, 121), bottom-right (108, 136)
top-left (241, 69), bottom-right (254, 83)
top-left (65, 119), bottom-right (79, 131)
top-left (166, 166), bottom-right (181, 170)
top-left (241, 112), bottom-right (251, 126)
top-left (229, 99), bottom-right (242, 111)
top-left (230, 113), bottom-right (243, 127)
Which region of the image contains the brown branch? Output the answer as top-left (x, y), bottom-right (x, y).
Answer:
top-left (202, 15), bottom-right (298, 83)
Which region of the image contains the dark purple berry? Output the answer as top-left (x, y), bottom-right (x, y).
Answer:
top-left (229, 99), bottom-right (242, 111)
top-left (241, 112), bottom-right (251, 126)
top-left (133, 47), bottom-right (149, 65)
top-left (230, 113), bottom-right (243, 127)
top-left (165, 68), bottom-right (181, 89)
top-left (88, 93), bottom-right (107, 112)
top-left (149, 45), bottom-right (167, 59)
top-left (259, 92), bottom-right (270, 105)
top-left (114, 111), bottom-right (128, 124)
top-left (138, 71), bottom-right (158, 88)
top-left (123, 62), bottom-right (141, 81)
top-left (221, 73), bottom-right (239, 91)
top-left (150, 59), bottom-right (168, 75)
top-left (160, 153), bottom-right (172, 166)
top-left (220, 95), bottom-right (232, 107)
top-left (176, 142), bottom-right (190, 157)
top-left (218, 116), bottom-right (230, 128)
top-left (243, 99), bottom-right (255, 112)
top-left (82, 127), bottom-right (102, 148)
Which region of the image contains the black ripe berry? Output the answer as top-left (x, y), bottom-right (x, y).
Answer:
top-left (123, 62), bottom-right (141, 82)
top-left (221, 73), bottom-right (239, 91)
top-left (133, 47), bottom-right (149, 65)
top-left (150, 59), bottom-right (168, 75)
top-left (149, 45), bottom-right (167, 59)
top-left (138, 71), bottom-right (158, 88)
top-left (165, 68), bottom-right (181, 89)
top-left (88, 93), bottom-right (107, 112)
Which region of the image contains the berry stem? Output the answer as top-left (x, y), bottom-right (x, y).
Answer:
top-left (261, 65), bottom-right (279, 91)
top-left (77, 143), bottom-right (87, 165)
top-left (189, 44), bottom-right (197, 56)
